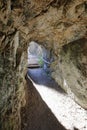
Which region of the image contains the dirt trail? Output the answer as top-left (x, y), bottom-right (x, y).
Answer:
top-left (21, 72), bottom-right (66, 130)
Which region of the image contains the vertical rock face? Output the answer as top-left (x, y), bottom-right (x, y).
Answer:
top-left (0, 0), bottom-right (87, 129)
top-left (0, 30), bottom-right (27, 129)
top-left (51, 38), bottom-right (87, 108)
top-left (0, 1), bottom-right (27, 128)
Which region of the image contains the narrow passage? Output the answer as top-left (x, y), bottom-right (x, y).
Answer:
top-left (21, 68), bottom-right (87, 130)
top-left (21, 69), bottom-right (66, 130)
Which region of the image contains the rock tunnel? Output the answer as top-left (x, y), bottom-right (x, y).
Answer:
top-left (0, 0), bottom-right (87, 130)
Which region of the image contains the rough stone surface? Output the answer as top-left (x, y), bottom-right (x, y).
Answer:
top-left (0, 0), bottom-right (87, 129)
top-left (0, 30), bottom-right (27, 130)
top-left (51, 38), bottom-right (87, 109)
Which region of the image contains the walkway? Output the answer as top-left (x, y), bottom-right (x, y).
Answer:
top-left (28, 68), bottom-right (87, 130)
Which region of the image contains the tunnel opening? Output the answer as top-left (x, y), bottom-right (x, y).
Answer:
top-left (27, 41), bottom-right (65, 92)
top-left (27, 41), bottom-right (54, 73)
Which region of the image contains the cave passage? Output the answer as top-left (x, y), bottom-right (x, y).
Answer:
top-left (22, 41), bottom-right (87, 130)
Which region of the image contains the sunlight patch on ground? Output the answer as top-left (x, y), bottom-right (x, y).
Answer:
top-left (30, 80), bottom-right (87, 130)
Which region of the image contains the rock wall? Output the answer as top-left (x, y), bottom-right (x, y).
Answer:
top-left (0, 1), bottom-right (27, 128)
top-left (0, 0), bottom-right (87, 129)
top-left (0, 30), bottom-right (27, 129)
top-left (51, 38), bottom-right (87, 108)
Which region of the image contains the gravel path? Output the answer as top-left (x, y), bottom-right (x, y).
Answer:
top-left (27, 68), bottom-right (87, 130)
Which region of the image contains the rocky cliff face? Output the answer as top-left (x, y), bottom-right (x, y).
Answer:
top-left (0, 0), bottom-right (87, 129)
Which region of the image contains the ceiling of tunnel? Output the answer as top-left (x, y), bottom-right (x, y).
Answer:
top-left (0, 0), bottom-right (87, 51)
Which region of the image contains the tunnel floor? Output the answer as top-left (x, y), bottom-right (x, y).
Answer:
top-left (21, 68), bottom-right (87, 130)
